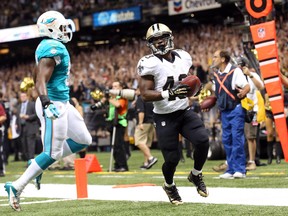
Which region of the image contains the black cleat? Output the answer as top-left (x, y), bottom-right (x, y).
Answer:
top-left (188, 172), bottom-right (208, 197)
top-left (162, 184), bottom-right (183, 205)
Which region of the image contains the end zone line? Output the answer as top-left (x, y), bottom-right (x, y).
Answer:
top-left (0, 198), bottom-right (76, 207)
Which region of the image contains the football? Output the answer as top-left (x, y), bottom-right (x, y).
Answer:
top-left (180, 75), bottom-right (201, 97)
top-left (200, 96), bottom-right (217, 110)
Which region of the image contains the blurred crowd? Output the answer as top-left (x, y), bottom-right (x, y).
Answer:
top-left (0, 24), bottom-right (244, 106)
top-left (0, 19), bottom-right (288, 110)
top-left (0, 0), bottom-right (167, 29)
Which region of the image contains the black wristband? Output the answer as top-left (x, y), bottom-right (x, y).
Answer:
top-left (39, 95), bottom-right (51, 108)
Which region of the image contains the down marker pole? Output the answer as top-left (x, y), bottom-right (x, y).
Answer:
top-left (74, 158), bottom-right (88, 198)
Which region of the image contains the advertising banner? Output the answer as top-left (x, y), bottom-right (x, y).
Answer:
top-left (93, 6), bottom-right (141, 27)
top-left (0, 19), bottom-right (79, 43)
top-left (168, 0), bottom-right (221, 15)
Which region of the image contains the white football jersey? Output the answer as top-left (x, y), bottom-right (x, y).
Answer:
top-left (137, 49), bottom-right (192, 114)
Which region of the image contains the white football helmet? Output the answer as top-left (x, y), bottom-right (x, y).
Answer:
top-left (146, 23), bottom-right (174, 55)
top-left (37, 11), bottom-right (72, 43)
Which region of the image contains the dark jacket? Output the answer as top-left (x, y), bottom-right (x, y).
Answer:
top-left (17, 101), bottom-right (40, 136)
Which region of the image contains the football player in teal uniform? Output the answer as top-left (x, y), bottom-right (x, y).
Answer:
top-left (4, 11), bottom-right (92, 211)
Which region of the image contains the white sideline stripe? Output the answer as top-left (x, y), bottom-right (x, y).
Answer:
top-left (1, 183), bottom-right (288, 206)
top-left (0, 198), bottom-right (74, 207)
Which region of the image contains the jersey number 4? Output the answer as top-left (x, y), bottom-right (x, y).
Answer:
top-left (163, 74), bottom-right (187, 100)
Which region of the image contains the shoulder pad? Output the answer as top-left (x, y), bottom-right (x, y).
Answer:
top-left (175, 49), bottom-right (191, 59)
top-left (36, 39), bottom-right (65, 59)
top-left (137, 54), bottom-right (159, 76)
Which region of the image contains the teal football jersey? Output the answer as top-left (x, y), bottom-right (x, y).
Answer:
top-left (35, 39), bottom-right (70, 101)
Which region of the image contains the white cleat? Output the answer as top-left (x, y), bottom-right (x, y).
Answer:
top-left (4, 182), bottom-right (21, 211)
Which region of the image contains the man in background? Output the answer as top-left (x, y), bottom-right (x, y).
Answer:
top-left (237, 57), bottom-right (264, 171)
top-left (106, 81), bottom-right (129, 172)
top-left (212, 50), bottom-right (250, 179)
top-left (134, 88), bottom-right (157, 170)
top-left (17, 92), bottom-right (39, 161)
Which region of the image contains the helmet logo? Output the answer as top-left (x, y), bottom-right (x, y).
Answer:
top-left (42, 18), bottom-right (56, 24)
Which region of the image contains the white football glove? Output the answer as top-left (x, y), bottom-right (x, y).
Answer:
top-left (39, 95), bottom-right (60, 120)
top-left (44, 103), bottom-right (60, 120)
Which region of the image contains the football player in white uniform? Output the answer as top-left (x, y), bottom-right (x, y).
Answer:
top-left (4, 11), bottom-right (92, 211)
top-left (137, 23), bottom-right (209, 205)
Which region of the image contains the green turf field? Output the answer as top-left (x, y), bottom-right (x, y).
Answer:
top-left (0, 149), bottom-right (288, 215)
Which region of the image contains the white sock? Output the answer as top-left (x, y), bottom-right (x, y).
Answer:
top-left (164, 182), bottom-right (175, 187)
top-left (13, 159), bottom-right (43, 191)
top-left (148, 156), bottom-right (154, 161)
top-left (192, 169), bottom-right (202, 176)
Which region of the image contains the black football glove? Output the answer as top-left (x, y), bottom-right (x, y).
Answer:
top-left (168, 84), bottom-right (191, 99)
